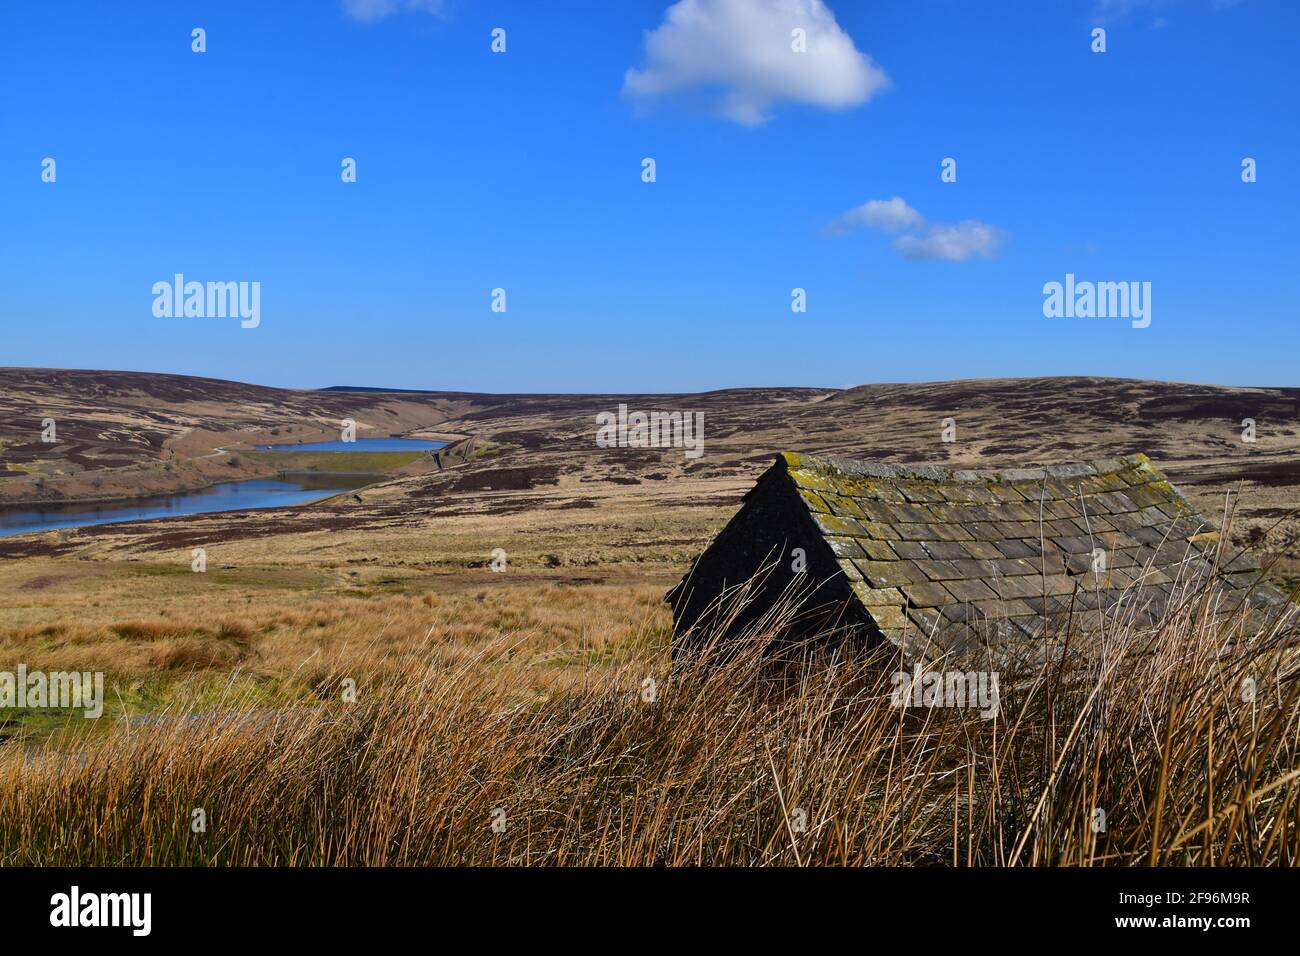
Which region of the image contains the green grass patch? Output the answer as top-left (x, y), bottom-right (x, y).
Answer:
top-left (3, 672), bottom-right (321, 745)
top-left (128, 563), bottom-right (332, 590)
top-left (246, 450), bottom-right (425, 473)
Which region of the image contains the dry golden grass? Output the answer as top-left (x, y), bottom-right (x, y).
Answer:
top-left (1, 576), bottom-right (670, 704)
top-left (1, 567), bottom-right (1298, 866)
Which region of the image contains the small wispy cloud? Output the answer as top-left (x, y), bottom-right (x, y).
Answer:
top-left (824, 197), bottom-right (924, 236)
top-left (623, 0), bottom-right (889, 126)
top-left (826, 198), bottom-right (1005, 262)
top-left (341, 0), bottom-right (446, 22)
top-left (892, 220), bottom-right (1005, 262)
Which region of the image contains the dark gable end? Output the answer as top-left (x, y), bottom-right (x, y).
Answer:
top-left (666, 458), bottom-right (875, 654)
top-left (670, 451), bottom-right (1290, 661)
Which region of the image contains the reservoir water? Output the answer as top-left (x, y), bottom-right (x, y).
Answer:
top-left (0, 438), bottom-right (446, 538)
top-left (0, 475), bottom-right (374, 539)
top-left (255, 437), bottom-right (445, 452)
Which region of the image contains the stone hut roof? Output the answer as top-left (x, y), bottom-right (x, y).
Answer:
top-left (669, 452), bottom-right (1289, 661)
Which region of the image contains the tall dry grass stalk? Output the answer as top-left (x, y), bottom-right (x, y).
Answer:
top-left (0, 566), bottom-right (1297, 866)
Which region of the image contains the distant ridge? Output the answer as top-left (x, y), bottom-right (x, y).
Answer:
top-left (319, 385), bottom-right (441, 394)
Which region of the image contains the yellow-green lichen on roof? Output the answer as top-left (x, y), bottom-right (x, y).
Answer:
top-left (775, 451), bottom-right (1288, 661)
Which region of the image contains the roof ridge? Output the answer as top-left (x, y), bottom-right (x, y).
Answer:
top-left (777, 451), bottom-right (1157, 484)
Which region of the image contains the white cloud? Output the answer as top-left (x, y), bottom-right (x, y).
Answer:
top-left (826, 198), bottom-right (1005, 262)
top-left (825, 197), bottom-right (924, 236)
top-left (341, 0), bottom-right (446, 22)
top-left (892, 220), bottom-right (1005, 262)
top-left (623, 0), bottom-right (889, 125)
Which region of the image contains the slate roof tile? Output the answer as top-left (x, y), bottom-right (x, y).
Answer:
top-left (993, 539), bottom-right (1038, 559)
top-left (814, 513), bottom-right (870, 538)
top-left (860, 538), bottom-right (900, 562)
top-left (851, 583), bottom-right (904, 606)
top-left (823, 492), bottom-right (866, 519)
top-left (944, 577), bottom-right (1000, 602)
top-left (905, 580), bottom-right (954, 608)
top-left (824, 535), bottom-right (867, 560)
top-left (975, 598), bottom-right (1037, 618)
top-left (890, 540), bottom-right (929, 561)
top-left (930, 523), bottom-right (976, 542)
top-left (920, 540), bottom-right (970, 561)
top-left (920, 559), bottom-right (969, 582)
top-left (857, 560), bottom-right (926, 589)
top-left (986, 575), bottom-right (1045, 600)
top-left (797, 489), bottom-right (831, 513)
top-left (836, 559), bottom-right (864, 583)
top-left (960, 540), bottom-right (1006, 560)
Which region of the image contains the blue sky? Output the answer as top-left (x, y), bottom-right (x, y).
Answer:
top-left (2, 0), bottom-right (1296, 392)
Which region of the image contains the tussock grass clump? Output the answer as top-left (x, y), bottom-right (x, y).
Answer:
top-left (111, 620), bottom-right (178, 642)
top-left (0, 567), bottom-right (1298, 866)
